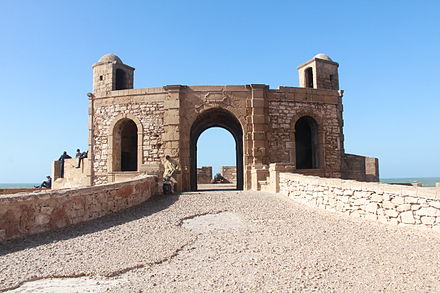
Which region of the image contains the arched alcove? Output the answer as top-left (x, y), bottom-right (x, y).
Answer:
top-left (115, 68), bottom-right (127, 90)
top-left (305, 67), bottom-right (314, 88)
top-left (190, 108), bottom-right (243, 191)
top-left (295, 116), bottom-right (319, 169)
top-left (113, 119), bottom-right (138, 171)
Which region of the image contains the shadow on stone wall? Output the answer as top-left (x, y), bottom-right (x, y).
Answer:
top-left (0, 194), bottom-right (179, 256)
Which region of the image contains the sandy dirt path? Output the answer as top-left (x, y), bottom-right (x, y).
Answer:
top-left (1, 189), bottom-right (439, 292)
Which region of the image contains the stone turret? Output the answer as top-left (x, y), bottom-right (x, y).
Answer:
top-left (92, 54), bottom-right (135, 94)
top-left (297, 53), bottom-right (339, 90)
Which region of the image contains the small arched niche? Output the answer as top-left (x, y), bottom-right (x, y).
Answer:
top-left (295, 116), bottom-right (319, 169)
top-left (305, 67), bottom-right (314, 88)
top-left (115, 68), bottom-right (127, 90)
top-left (113, 119), bottom-right (138, 171)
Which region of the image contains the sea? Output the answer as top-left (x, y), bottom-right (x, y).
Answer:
top-left (1, 177), bottom-right (439, 188)
top-left (380, 177), bottom-right (440, 187)
top-left (0, 183), bottom-right (38, 189)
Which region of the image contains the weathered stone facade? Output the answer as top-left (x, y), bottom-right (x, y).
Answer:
top-left (197, 166), bottom-right (212, 184)
top-left (54, 53), bottom-right (379, 191)
top-left (221, 166), bottom-right (237, 183)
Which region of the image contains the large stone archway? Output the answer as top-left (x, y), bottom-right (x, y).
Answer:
top-left (189, 108), bottom-right (244, 191)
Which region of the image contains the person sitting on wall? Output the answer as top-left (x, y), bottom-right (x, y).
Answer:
top-left (76, 150), bottom-right (88, 168)
top-left (58, 151), bottom-right (71, 178)
top-left (35, 176), bottom-right (52, 189)
top-left (163, 155), bottom-right (181, 193)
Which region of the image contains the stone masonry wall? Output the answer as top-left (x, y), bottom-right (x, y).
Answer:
top-left (93, 101), bottom-right (165, 185)
top-left (0, 175), bottom-right (159, 242)
top-left (342, 154), bottom-right (379, 182)
top-left (221, 166), bottom-right (237, 183)
top-left (197, 166), bottom-right (212, 184)
top-left (268, 90), bottom-right (342, 177)
top-left (279, 173), bottom-right (440, 231)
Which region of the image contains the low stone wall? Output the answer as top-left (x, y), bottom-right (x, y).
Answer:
top-left (221, 166), bottom-right (236, 183)
top-left (342, 153), bottom-right (379, 182)
top-left (0, 175), bottom-right (159, 242)
top-left (197, 166), bottom-right (212, 184)
top-left (0, 189), bottom-right (39, 195)
top-left (279, 173), bottom-right (440, 231)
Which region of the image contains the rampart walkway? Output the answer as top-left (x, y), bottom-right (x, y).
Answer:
top-left (1, 189), bottom-right (440, 292)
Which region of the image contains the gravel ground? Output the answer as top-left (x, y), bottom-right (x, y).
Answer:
top-left (1, 189), bottom-right (440, 292)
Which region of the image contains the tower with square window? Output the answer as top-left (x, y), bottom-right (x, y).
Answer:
top-left (92, 54), bottom-right (135, 94)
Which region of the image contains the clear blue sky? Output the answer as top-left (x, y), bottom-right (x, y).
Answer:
top-left (1, 0), bottom-right (439, 183)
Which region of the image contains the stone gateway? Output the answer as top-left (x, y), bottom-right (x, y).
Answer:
top-left (52, 53), bottom-right (378, 191)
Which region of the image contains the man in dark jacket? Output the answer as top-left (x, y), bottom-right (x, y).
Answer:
top-left (58, 151), bottom-right (71, 178)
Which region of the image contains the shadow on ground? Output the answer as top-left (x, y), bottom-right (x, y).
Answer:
top-left (0, 193), bottom-right (180, 256)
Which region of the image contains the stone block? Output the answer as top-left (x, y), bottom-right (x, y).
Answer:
top-left (405, 196), bottom-right (419, 204)
top-left (428, 200), bottom-right (440, 209)
top-left (382, 200), bottom-right (395, 209)
top-left (370, 194), bottom-right (382, 202)
top-left (382, 193), bottom-right (390, 201)
top-left (396, 204), bottom-right (411, 212)
top-left (365, 203), bottom-right (378, 214)
top-left (421, 216), bottom-right (435, 225)
top-left (343, 189), bottom-right (354, 196)
top-left (35, 214), bottom-right (50, 226)
top-left (391, 196), bottom-right (405, 205)
top-left (400, 211), bottom-right (415, 224)
top-left (411, 204), bottom-right (421, 211)
top-left (416, 207), bottom-right (440, 217)
top-left (384, 209), bottom-right (399, 218)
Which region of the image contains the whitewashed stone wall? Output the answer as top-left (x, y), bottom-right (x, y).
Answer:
top-left (280, 173), bottom-right (440, 231)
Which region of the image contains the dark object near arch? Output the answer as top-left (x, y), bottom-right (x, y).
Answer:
top-left (114, 119), bottom-right (138, 171)
top-left (190, 108), bottom-right (243, 191)
top-left (305, 67), bottom-right (314, 88)
top-left (115, 69), bottom-right (127, 90)
top-left (295, 116), bottom-right (319, 169)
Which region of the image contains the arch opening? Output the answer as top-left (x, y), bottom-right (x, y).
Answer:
top-left (190, 108), bottom-right (243, 191)
top-left (115, 69), bottom-right (127, 90)
top-left (305, 67), bottom-right (314, 88)
top-left (295, 116), bottom-right (319, 169)
top-left (197, 127), bottom-right (236, 189)
top-left (113, 119), bottom-right (138, 171)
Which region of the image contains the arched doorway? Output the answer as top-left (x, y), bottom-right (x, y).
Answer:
top-left (190, 108), bottom-right (243, 191)
top-left (115, 69), bottom-right (127, 90)
top-left (295, 116), bottom-right (319, 169)
top-left (113, 119), bottom-right (138, 171)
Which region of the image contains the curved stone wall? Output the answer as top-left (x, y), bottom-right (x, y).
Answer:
top-left (0, 175), bottom-right (159, 242)
top-left (279, 173), bottom-right (440, 231)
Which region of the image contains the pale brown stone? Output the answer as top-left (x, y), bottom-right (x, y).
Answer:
top-left (421, 216), bottom-right (435, 225)
top-left (400, 211), bottom-right (415, 224)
